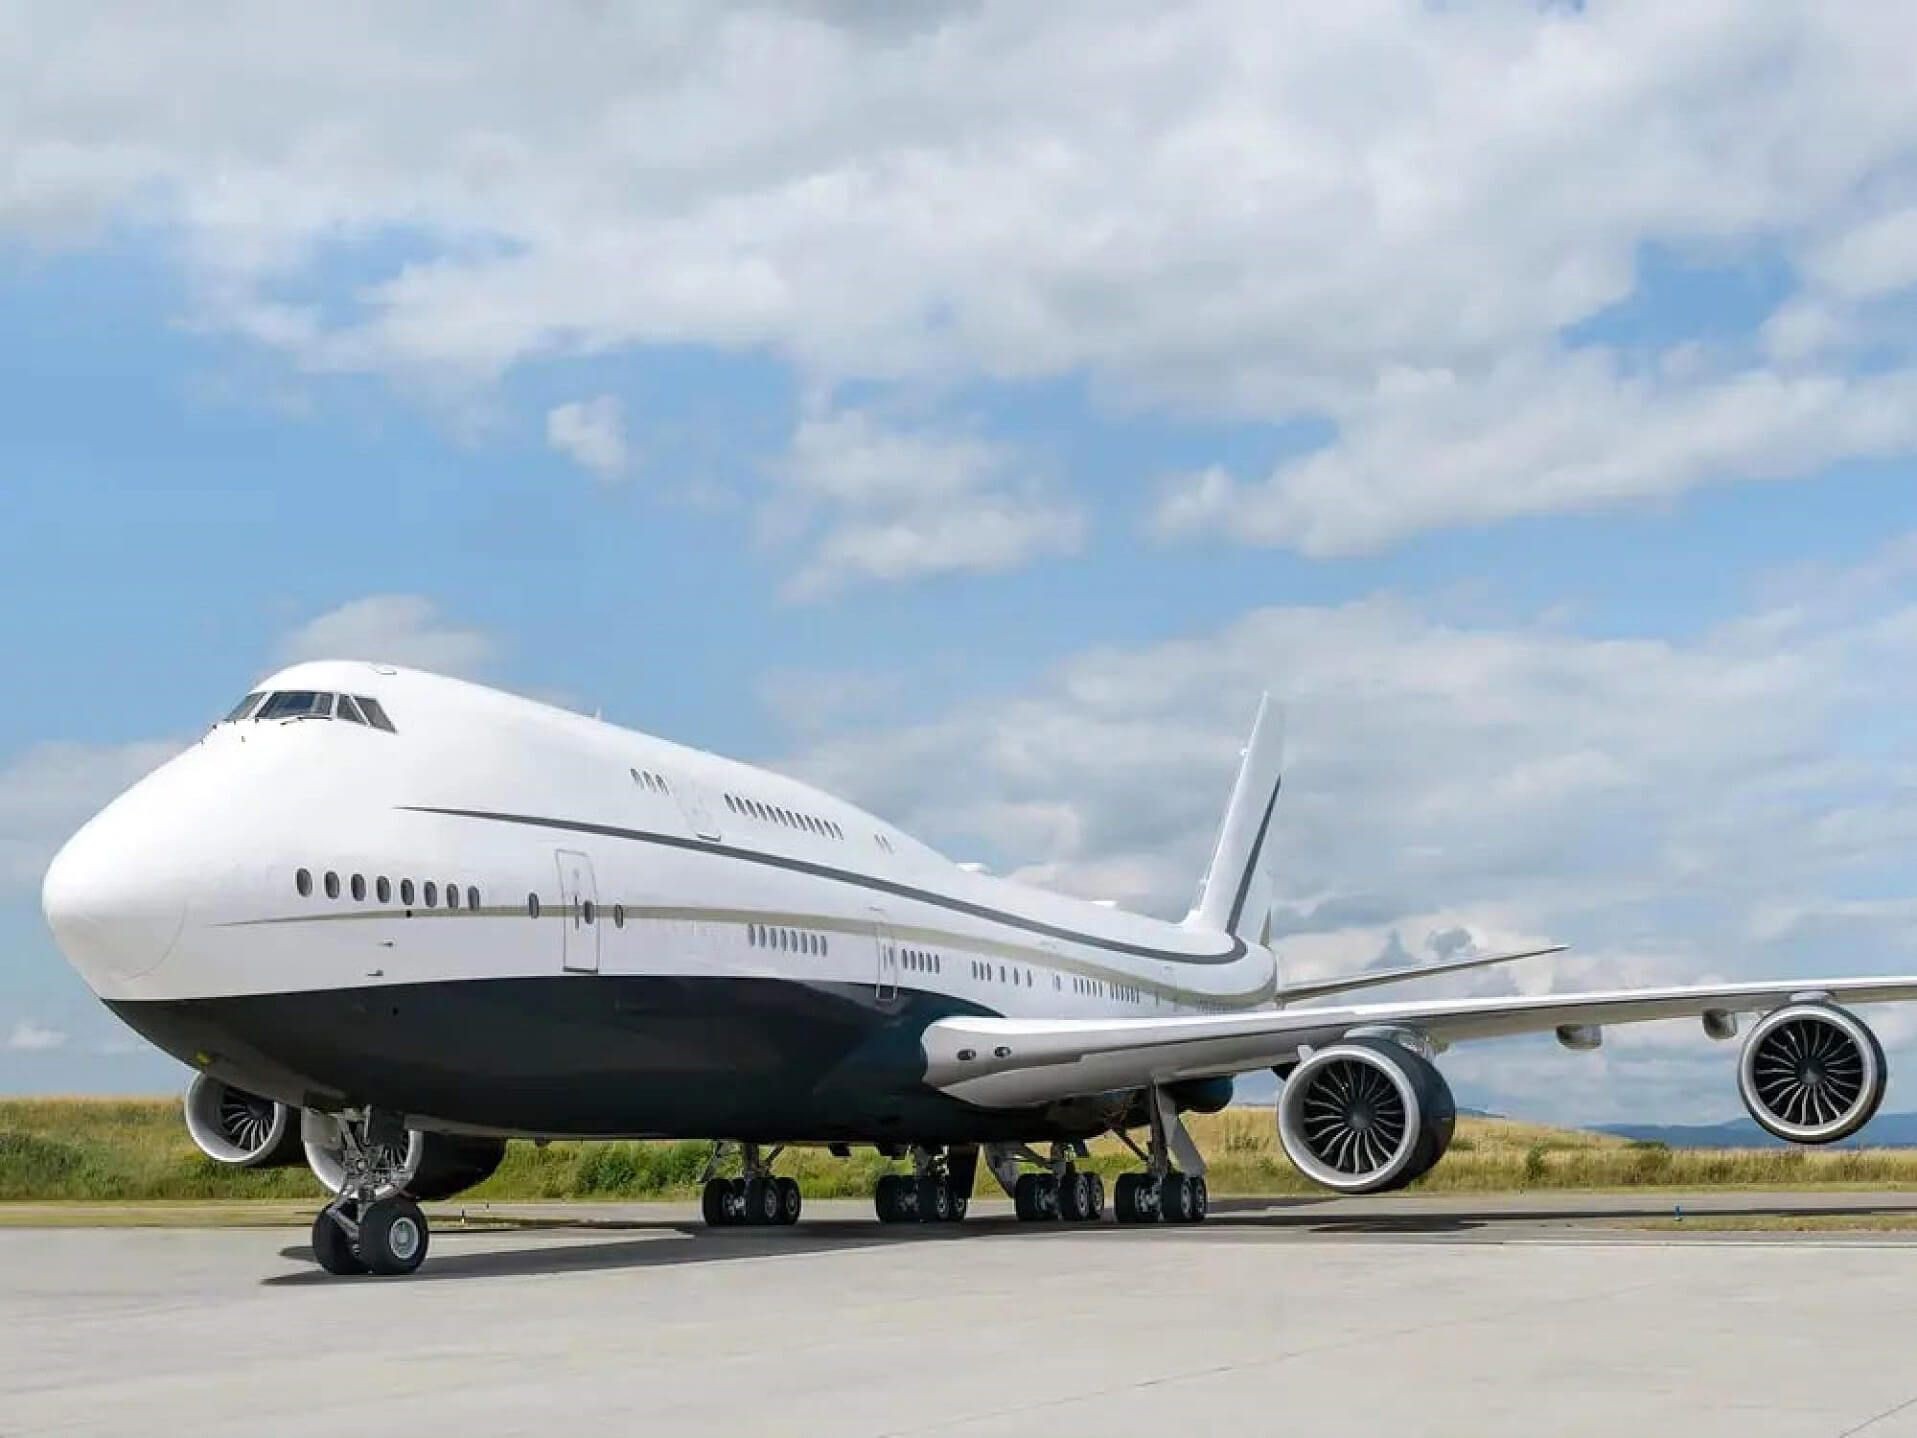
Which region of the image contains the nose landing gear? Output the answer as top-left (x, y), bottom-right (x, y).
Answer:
top-left (307, 1111), bottom-right (432, 1276)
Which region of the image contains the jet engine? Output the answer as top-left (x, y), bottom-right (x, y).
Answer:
top-left (302, 1122), bottom-right (508, 1201)
top-left (1276, 1037), bottom-right (1456, 1193)
top-left (1737, 1001), bottom-right (1887, 1144)
top-left (183, 1074), bottom-right (306, 1167)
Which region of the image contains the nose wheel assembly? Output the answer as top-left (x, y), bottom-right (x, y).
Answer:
top-left (308, 1111), bottom-right (433, 1276)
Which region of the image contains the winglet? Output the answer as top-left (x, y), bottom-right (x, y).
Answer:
top-left (1186, 694), bottom-right (1285, 941)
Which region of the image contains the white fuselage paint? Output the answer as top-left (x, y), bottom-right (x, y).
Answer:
top-left (46, 662), bottom-right (1278, 1026)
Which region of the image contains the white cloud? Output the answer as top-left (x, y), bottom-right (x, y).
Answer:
top-left (6, 1020), bottom-right (69, 1052)
top-left (774, 404), bottom-right (1082, 598)
top-left (275, 594), bottom-right (496, 677)
top-left (0, 739), bottom-right (181, 892)
top-left (1153, 354), bottom-right (1917, 555)
top-left (546, 395), bottom-right (629, 481)
top-left (7, 3), bottom-right (1917, 556)
top-left (1804, 205), bottom-right (1917, 302)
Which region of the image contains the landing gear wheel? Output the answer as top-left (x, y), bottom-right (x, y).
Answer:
top-left (702, 1177), bottom-right (733, 1228)
top-left (1160, 1173), bottom-right (1197, 1225)
top-left (1087, 1172), bottom-right (1106, 1221)
top-left (744, 1177), bottom-right (782, 1226)
top-left (1013, 1172), bottom-right (1057, 1222)
top-left (918, 1176), bottom-right (953, 1223)
top-left (357, 1196), bottom-right (429, 1276)
top-left (1114, 1172), bottom-right (1157, 1225)
top-left (1058, 1168), bottom-right (1094, 1223)
top-left (775, 1176), bottom-right (802, 1225)
top-left (946, 1185), bottom-right (969, 1223)
top-left (311, 1207), bottom-right (368, 1275)
top-left (875, 1173), bottom-right (908, 1223)
top-left (1188, 1175), bottom-right (1208, 1223)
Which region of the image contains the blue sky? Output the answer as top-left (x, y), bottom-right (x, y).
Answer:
top-left (4, 3), bottom-right (1917, 1123)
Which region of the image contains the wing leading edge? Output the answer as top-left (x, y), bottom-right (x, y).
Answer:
top-left (921, 974), bottom-right (1917, 1110)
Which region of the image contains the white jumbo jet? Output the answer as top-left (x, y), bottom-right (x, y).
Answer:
top-left (41, 661), bottom-right (1917, 1275)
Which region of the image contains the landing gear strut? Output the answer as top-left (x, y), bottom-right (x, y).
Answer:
top-left (1112, 1084), bottom-right (1208, 1226)
top-left (874, 1145), bottom-right (975, 1225)
top-left (309, 1110), bottom-right (432, 1276)
top-left (699, 1142), bottom-right (802, 1228)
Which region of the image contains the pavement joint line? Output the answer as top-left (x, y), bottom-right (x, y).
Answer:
top-left (1836, 1390), bottom-right (1917, 1437)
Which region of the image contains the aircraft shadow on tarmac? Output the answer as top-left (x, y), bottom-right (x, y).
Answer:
top-left (262, 1196), bottom-right (1917, 1285)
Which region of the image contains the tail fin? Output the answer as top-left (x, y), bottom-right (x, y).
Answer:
top-left (1187, 693), bottom-right (1285, 941)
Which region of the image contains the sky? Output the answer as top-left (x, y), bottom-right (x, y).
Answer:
top-left (3, 1), bottom-right (1917, 1124)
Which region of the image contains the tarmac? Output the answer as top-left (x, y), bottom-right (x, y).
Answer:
top-left (6, 1190), bottom-right (1917, 1437)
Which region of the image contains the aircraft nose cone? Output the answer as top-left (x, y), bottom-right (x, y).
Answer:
top-left (43, 809), bottom-right (189, 989)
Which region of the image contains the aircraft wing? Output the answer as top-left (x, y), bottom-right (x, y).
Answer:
top-left (920, 974), bottom-right (1917, 1109)
top-left (1272, 943), bottom-right (1566, 1003)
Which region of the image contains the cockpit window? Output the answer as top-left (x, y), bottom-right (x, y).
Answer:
top-left (355, 696), bottom-right (396, 733)
top-left (257, 691), bottom-right (328, 721)
top-left (231, 690), bottom-right (397, 732)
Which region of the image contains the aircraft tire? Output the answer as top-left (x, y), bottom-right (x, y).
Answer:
top-left (311, 1208), bottom-right (368, 1275)
top-left (358, 1197), bottom-right (430, 1276)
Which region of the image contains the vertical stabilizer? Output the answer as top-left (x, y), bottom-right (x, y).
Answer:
top-left (1186, 694), bottom-right (1284, 941)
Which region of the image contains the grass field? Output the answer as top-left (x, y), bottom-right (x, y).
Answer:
top-left (7, 1097), bottom-right (1917, 1204)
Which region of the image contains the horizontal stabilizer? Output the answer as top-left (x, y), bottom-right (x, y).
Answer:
top-left (1277, 944), bottom-right (1567, 1005)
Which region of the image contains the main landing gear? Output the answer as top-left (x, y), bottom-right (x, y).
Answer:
top-left (309, 1111), bottom-right (432, 1276)
top-left (699, 1142), bottom-right (803, 1228)
top-left (986, 1142), bottom-right (1108, 1224)
top-left (1110, 1083), bottom-right (1209, 1226)
top-left (984, 1085), bottom-right (1210, 1227)
top-left (874, 1145), bottom-right (976, 1225)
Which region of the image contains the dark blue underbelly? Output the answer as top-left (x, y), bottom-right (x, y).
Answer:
top-left (107, 976), bottom-right (1081, 1144)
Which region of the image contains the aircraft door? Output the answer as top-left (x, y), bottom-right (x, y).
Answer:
top-left (872, 907), bottom-right (899, 1002)
top-left (668, 775), bottom-right (723, 841)
top-left (557, 849), bottom-right (601, 974)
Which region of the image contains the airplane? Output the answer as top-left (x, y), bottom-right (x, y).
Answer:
top-left (39, 660), bottom-right (1917, 1276)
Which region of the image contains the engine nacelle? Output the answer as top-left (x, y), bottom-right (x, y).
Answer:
top-left (1737, 1002), bottom-right (1887, 1145)
top-left (302, 1116), bottom-right (507, 1201)
top-left (183, 1074), bottom-right (306, 1167)
top-left (1277, 1037), bottom-right (1456, 1194)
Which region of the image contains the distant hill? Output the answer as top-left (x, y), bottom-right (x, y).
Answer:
top-left (1599, 1112), bottom-right (1917, 1149)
